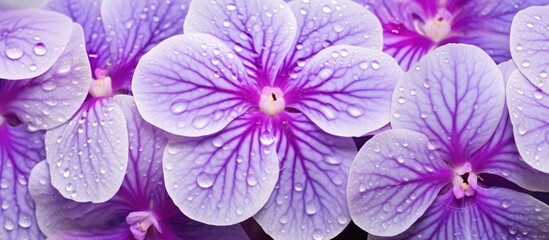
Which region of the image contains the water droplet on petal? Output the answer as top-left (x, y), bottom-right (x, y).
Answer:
top-left (5, 45), bottom-right (23, 60)
top-left (318, 67), bottom-right (334, 80)
top-left (526, 22), bottom-right (534, 28)
top-left (515, 44), bottom-right (524, 51)
top-left (33, 42), bottom-right (47, 56)
top-left (370, 60), bottom-right (380, 70)
top-left (170, 99), bottom-right (189, 114)
top-left (4, 219), bottom-right (14, 231)
top-left (196, 172), bottom-right (215, 188)
top-left (501, 200), bottom-right (510, 208)
top-left (305, 200), bottom-right (320, 215)
top-left (521, 60), bottom-right (531, 68)
top-left (321, 5), bottom-right (332, 13)
top-left (226, 4), bottom-right (236, 11)
top-left (260, 130), bottom-right (274, 145)
top-left (41, 81), bottom-right (57, 91)
top-left (533, 89), bottom-right (544, 100)
top-left (192, 115), bottom-right (210, 129)
top-left (246, 175), bottom-right (258, 186)
top-left (312, 228), bottom-right (324, 240)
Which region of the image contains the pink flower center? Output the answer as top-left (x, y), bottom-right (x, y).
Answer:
top-left (126, 211), bottom-right (162, 240)
top-left (259, 87), bottom-right (285, 116)
top-left (89, 68), bottom-right (113, 97)
top-left (452, 163), bottom-right (478, 199)
top-left (417, 8), bottom-right (454, 43)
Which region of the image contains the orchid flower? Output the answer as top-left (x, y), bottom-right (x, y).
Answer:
top-left (347, 44), bottom-right (549, 238)
top-left (28, 95), bottom-right (249, 240)
top-left (40, 0), bottom-right (190, 203)
top-left (132, 0), bottom-right (403, 238)
top-left (356, 0), bottom-right (549, 70)
top-left (0, 9), bottom-right (90, 239)
top-left (508, 5), bottom-right (549, 173)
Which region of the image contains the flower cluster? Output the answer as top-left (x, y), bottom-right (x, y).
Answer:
top-left (0, 0), bottom-right (549, 239)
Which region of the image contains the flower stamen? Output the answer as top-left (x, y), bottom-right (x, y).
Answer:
top-left (126, 211), bottom-right (162, 240)
top-left (259, 87), bottom-right (285, 116)
top-left (89, 68), bottom-right (113, 97)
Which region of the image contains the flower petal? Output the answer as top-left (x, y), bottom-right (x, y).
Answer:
top-left (281, 0), bottom-right (382, 74)
top-left (0, 124), bottom-right (44, 239)
top-left (392, 44), bottom-right (505, 167)
top-left (44, 97), bottom-right (129, 203)
top-left (348, 129), bottom-right (453, 237)
top-left (286, 45), bottom-right (402, 137)
top-left (163, 112), bottom-right (279, 225)
top-left (371, 187), bottom-right (549, 239)
top-left (133, 33), bottom-right (253, 137)
top-left (254, 112), bottom-right (355, 240)
top-left (470, 61), bottom-right (549, 191)
top-left (47, 228), bottom-right (130, 240)
top-left (42, 0), bottom-right (110, 72)
top-left (0, 9), bottom-right (73, 80)
top-left (101, 0), bottom-right (190, 90)
top-left (184, 0), bottom-right (297, 84)
top-left (1, 24), bottom-right (91, 131)
top-left (29, 161), bottom-right (131, 238)
top-left (510, 5), bottom-right (549, 94)
top-left (506, 69), bottom-right (549, 173)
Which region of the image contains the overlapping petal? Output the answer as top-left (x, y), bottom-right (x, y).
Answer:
top-left (371, 188), bottom-right (549, 239)
top-left (348, 129), bottom-right (453, 237)
top-left (510, 5), bottom-right (549, 93)
top-left (133, 33), bottom-right (253, 137)
top-left (101, 0), bottom-right (190, 90)
top-left (45, 97), bottom-right (128, 203)
top-left (286, 45), bottom-right (402, 137)
top-left (163, 113), bottom-right (279, 225)
top-left (42, 0), bottom-right (110, 72)
top-left (281, 0), bottom-right (382, 74)
top-left (254, 112), bottom-right (355, 240)
top-left (470, 60), bottom-right (549, 191)
top-left (506, 70), bottom-right (549, 173)
top-left (1, 24), bottom-right (91, 131)
top-left (0, 9), bottom-right (73, 80)
top-left (0, 124), bottom-right (44, 240)
top-left (184, 0), bottom-right (297, 84)
top-left (392, 44), bottom-right (505, 166)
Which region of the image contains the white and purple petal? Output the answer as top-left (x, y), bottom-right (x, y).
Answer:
top-left (510, 5), bottom-right (549, 93)
top-left (392, 44), bottom-right (505, 167)
top-left (348, 129), bottom-right (454, 237)
top-left (45, 97), bottom-right (128, 202)
top-left (281, 0), bottom-right (382, 74)
top-left (286, 45), bottom-right (402, 137)
top-left (184, 0), bottom-right (297, 84)
top-left (506, 69), bottom-right (549, 173)
top-left (101, 0), bottom-right (190, 90)
top-left (0, 124), bottom-right (44, 239)
top-left (163, 113), bottom-right (279, 225)
top-left (133, 33), bottom-right (253, 137)
top-left (371, 187), bottom-right (549, 239)
top-left (0, 9), bottom-right (73, 80)
top-left (1, 24), bottom-right (91, 131)
top-left (254, 112), bottom-right (355, 240)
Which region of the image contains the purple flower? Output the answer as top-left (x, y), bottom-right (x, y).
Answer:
top-left (40, 0), bottom-right (190, 203)
top-left (29, 96), bottom-right (249, 240)
top-left (0, 9), bottom-right (91, 239)
top-left (132, 0), bottom-right (403, 238)
top-left (347, 44), bottom-right (549, 238)
top-left (508, 5), bottom-right (549, 173)
top-left (357, 0), bottom-right (549, 70)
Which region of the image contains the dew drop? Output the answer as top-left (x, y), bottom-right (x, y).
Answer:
top-left (540, 71), bottom-right (548, 79)
top-left (501, 200), bottom-right (510, 208)
top-left (65, 183), bottom-right (74, 192)
top-left (521, 60), bottom-right (531, 68)
top-left (236, 206), bottom-right (244, 215)
top-left (192, 115), bottom-right (210, 129)
top-left (226, 4), bottom-right (236, 11)
top-left (305, 200), bottom-right (320, 215)
top-left (17, 213), bottom-right (31, 228)
top-left (396, 154), bottom-right (406, 163)
top-left (370, 60), bottom-right (380, 70)
top-left (312, 228), bottom-right (324, 240)
top-left (515, 44), bottom-right (524, 51)
top-left (518, 125), bottom-right (527, 135)
top-left (41, 81), bottom-right (56, 91)
top-left (397, 97), bottom-right (406, 104)
top-left (358, 61), bottom-right (369, 70)
top-left (33, 42), bottom-right (47, 56)
top-left (4, 219), bottom-right (14, 231)
top-left (246, 175), bottom-right (258, 186)
top-left (321, 5), bottom-right (332, 13)
top-left (62, 167), bottom-right (70, 178)
top-left (279, 214), bottom-right (289, 224)
top-left (318, 67), bottom-right (334, 79)
top-left (196, 172), bottom-right (215, 188)
top-left (422, 79), bottom-right (431, 88)
top-left (294, 182), bottom-right (304, 192)
top-left (347, 104), bottom-right (364, 117)
top-left (526, 22), bottom-right (534, 28)
top-left (260, 130), bottom-right (274, 145)
top-left (533, 89), bottom-right (544, 100)
top-left (28, 64), bottom-right (37, 72)
top-left (5, 45), bottom-right (23, 60)
top-left (324, 155), bottom-right (342, 165)
top-left (170, 99), bottom-right (189, 114)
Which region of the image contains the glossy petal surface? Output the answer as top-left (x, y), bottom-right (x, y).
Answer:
top-left (392, 44), bottom-right (504, 166)
top-left (372, 188), bottom-right (549, 239)
top-left (29, 161), bottom-right (130, 237)
top-left (510, 5), bottom-right (549, 93)
top-left (471, 61), bottom-right (549, 191)
top-left (42, 0), bottom-right (109, 71)
top-left (255, 113), bottom-right (355, 240)
top-left (282, 0), bottom-right (382, 74)
top-left (133, 33), bottom-right (253, 137)
top-left (1, 24), bottom-right (91, 131)
top-left (45, 97), bottom-right (128, 202)
top-left (101, 0), bottom-right (190, 90)
top-left (0, 124), bottom-right (44, 239)
top-left (348, 129), bottom-right (453, 237)
top-left (184, 0), bottom-right (297, 84)
top-left (163, 113), bottom-right (279, 225)
top-left (287, 46), bottom-right (402, 137)
top-left (506, 70), bottom-right (549, 173)
top-left (0, 9), bottom-right (73, 80)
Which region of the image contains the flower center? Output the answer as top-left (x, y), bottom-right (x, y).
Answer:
top-left (126, 211), bottom-right (162, 240)
top-left (89, 68), bottom-right (113, 97)
top-left (417, 8), bottom-right (453, 43)
top-left (452, 163), bottom-right (478, 199)
top-left (259, 87), bottom-right (285, 116)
